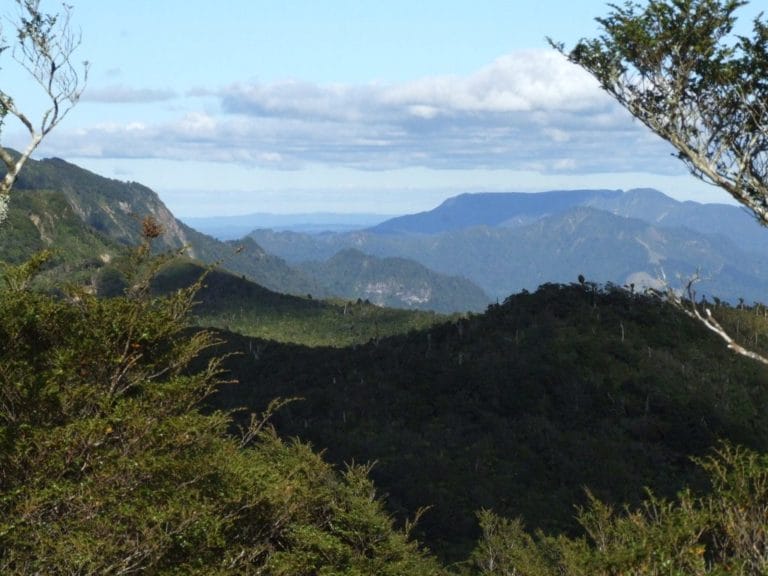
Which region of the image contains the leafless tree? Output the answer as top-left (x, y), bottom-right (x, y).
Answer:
top-left (0, 0), bottom-right (88, 223)
top-left (668, 273), bottom-right (768, 366)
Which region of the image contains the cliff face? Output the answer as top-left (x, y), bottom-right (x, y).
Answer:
top-left (1, 154), bottom-right (318, 296)
top-left (12, 156), bottom-right (193, 255)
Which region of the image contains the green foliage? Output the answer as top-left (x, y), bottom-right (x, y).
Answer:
top-left (468, 512), bottom-right (562, 576)
top-left (468, 442), bottom-right (768, 575)
top-left (152, 259), bottom-right (453, 347)
top-left (554, 0), bottom-right (768, 224)
top-left (0, 245), bottom-right (443, 574)
top-left (213, 282), bottom-right (768, 561)
top-left (697, 443), bottom-right (768, 574)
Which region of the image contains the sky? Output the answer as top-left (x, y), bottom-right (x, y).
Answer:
top-left (2, 0), bottom-right (763, 217)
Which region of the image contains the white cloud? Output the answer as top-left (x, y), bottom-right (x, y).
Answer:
top-left (41, 50), bottom-right (684, 178)
top-left (219, 50), bottom-right (607, 121)
top-left (553, 158), bottom-right (577, 170)
top-left (82, 85), bottom-right (178, 103)
top-left (379, 51), bottom-right (604, 115)
top-left (177, 112), bottom-right (217, 136)
top-left (544, 128), bottom-right (571, 143)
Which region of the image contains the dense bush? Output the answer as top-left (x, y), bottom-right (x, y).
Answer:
top-left (3, 230), bottom-right (768, 574)
top-left (0, 233), bottom-right (443, 575)
top-left (469, 443), bottom-right (768, 575)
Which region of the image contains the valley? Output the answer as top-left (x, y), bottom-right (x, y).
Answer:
top-left (4, 0), bottom-right (768, 572)
top-left (3, 154), bottom-right (768, 570)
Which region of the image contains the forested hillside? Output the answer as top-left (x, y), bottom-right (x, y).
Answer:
top-left (211, 281), bottom-right (768, 560)
top-left (4, 0), bottom-right (768, 572)
top-left (151, 259), bottom-right (452, 346)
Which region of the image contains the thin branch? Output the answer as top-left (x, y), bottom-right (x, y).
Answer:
top-left (0, 0), bottom-right (88, 220)
top-left (666, 274), bottom-right (768, 366)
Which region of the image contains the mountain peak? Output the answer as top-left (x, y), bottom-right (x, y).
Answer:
top-left (368, 189), bottom-right (626, 234)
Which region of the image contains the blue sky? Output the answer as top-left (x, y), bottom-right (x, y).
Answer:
top-left (2, 0), bottom-right (763, 216)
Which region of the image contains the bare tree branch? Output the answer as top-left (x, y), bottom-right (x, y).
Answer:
top-left (0, 0), bottom-right (88, 223)
top-left (665, 273), bottom-right (768, 366)
top-left (553, 0), bottom-right (768, 364)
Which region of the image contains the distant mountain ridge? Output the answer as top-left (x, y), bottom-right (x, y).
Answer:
top-left (583, 188), bottom-right (766, 254)
top-left (0, 154), bottom-right (486, 312)
top-left (249, 188), bottom-right (768, 305)
top-left (298, 248), bottom-right (490, 312)
top-left (369, 189), bottom-right (624, 234)
top-left (184, 212), bottom-right (391, 240)
top-left (375, 187), bottom-right (763, 255)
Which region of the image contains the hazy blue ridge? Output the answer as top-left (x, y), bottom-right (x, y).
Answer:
top-left (183, 212), bottom-right (391, 239)
top-left (297, 248), bottom-right (491, 313)
top-left (585, 188), bottom-right (766, 254)
top-left (249, 189), bottom-right (768, 305)
top-left (367, 189), bottom-right (624, 234)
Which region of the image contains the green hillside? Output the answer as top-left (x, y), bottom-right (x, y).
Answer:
top-left (4, 156), bottom-right (768, 573)
top-left (211, 282), bottom-right (768, 561)
top-left (151, 259), bottom-right (453, 347)
top-left (0, 187), bottom-right (116, 269)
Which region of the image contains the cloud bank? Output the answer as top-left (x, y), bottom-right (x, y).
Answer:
top-left (45, 50), bottom-right (680, 176)
top-left (82, 85), bottom-right (178, 103)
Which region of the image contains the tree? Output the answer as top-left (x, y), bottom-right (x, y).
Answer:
top-left (0, 0), bottom-right (88, 224)
top-left (0, 226), bottom-right (445, 574)
top-left (552, 0), bottom-right (768, 364)
top-left (469, 443), bottom-right (768, 575)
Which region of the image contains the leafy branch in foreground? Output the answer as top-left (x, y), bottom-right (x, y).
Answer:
top-left (552, 0), bottom-right (768, 364)
top-left (0, 223), bottom-right (443, 575)
top-left (470, 442), bottom-right (768, 575)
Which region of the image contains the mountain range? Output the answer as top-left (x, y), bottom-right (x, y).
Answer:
top-left (249, 188), bottom-right (768, 305)
top-left (6, 153), bottom-right (768, 564)
top-left (1, 155), bottom-right (485, 312)
top-left (183, 211), bottom-right (389, 239)
top-left (4, 154), bottom-right (768, 311)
